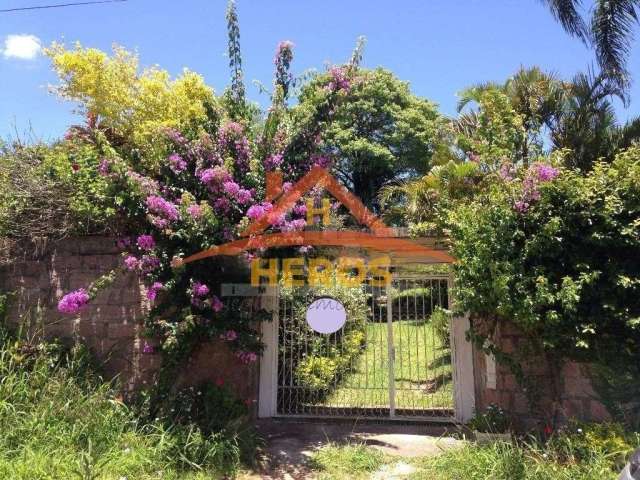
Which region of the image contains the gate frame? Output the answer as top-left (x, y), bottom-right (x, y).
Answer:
top-left (257, 274), bottom-right (476, 423)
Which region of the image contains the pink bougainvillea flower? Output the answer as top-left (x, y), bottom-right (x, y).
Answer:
top-left (533, 163), bottom-right (559, 182)
top-left (124, 255), bottom-right (140, 271)
top-left (146, 282), bottom-right (164, 301)
top-left (58, 289), bottom-right (90, 314)
top-left (236, 351), bottom-right (258, 364)
top-left (246, 202), bottom-right (273, 220)
top-left (192, 282), bottom-right (209, 298)
top-left (186, 203), bottom-right (203, 219)
top-left (146, 195), bottom-right (180, 226)
top-left (213, 196), bottom-right (231, 213)
top-left (98, 158), bottom-right (110, 176)
top-left (136, 234), bottom-right (156, 251)
top-left (142, 341), bottom-right (155, 354)
top-left (211, 295), bottom-right (223, 312)
top-left (264, 153), bottom-right (283, 171)
top-left (220, 330), bottom-right (238, 342)
top-left (140, 255), bottom-right (160, 273)
top-left (223, 180), bottom-right (240, 196)
top-left (235, 188), bottom-right (253, 205)
top-left (293, 203), bottom-right (307, 216)
top-left (168, 153), bottom-right (187, 174)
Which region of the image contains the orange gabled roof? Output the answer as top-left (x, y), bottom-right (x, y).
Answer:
top-left (241, 166), bottom-right (393, 238)
top-left (172, 166), bottom-right (455, 267)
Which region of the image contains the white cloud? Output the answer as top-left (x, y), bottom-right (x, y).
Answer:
top-left (2, 34), bottom-right (42, 60)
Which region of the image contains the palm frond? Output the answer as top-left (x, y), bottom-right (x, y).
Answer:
top-left (591, 0), bottom-right (638, 96)
top-left (540, 0), bottom-right (590, 40)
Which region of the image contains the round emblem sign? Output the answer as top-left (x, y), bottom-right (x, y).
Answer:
top-left (305, 297), bottom-right (346, 334)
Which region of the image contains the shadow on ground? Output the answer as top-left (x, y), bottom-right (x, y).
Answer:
top-left (252, 419), bottom-right (464, 479)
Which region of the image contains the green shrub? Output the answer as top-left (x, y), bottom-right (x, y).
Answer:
top-left (0, 326), bottom-right (258, 478)
top-left (548, 422), bottom-right (640, 471)
top-left (280, 277), bottom-right (369, 394)
top-left (468, 403), bottom-right (511, 433)
top-left (430, 306), bottom-right (451, 347)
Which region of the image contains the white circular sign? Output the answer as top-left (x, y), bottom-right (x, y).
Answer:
top-left (306, 297), bottom-right (346, 334)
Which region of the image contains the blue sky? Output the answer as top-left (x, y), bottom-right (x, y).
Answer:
top-left (1, 0), bottom-right (639, 142)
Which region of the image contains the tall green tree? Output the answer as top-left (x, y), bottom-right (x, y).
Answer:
top-left (290, 67), bottom-right (449, 210)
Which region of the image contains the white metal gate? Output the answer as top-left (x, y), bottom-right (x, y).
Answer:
top-left (270, 274), bottom-right (457, 421)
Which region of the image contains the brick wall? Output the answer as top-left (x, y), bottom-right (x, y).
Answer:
top-left (0, 237), bottom-right (257, 406)
top-left (473, 320), bottom-right (610, 430)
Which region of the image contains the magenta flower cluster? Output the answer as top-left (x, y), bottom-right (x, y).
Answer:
top-left (220, 330), bottom-right (238, 342)
top-left (146, 195), bottom-right (180, 228)
top-left (236, 350), bottom-right (258, 364)
top-left (514, 163), bottom-right (560, 213)
top-left (146, 282), bottom-right (164, 301)
top-left (57, 289), bottom-right (90, 314)
top-left (264, 153), bottom-right (283, 171)
top-left (327, 66), bottom-right (350, 92)
top-left (168, 153), bottom-right (187, 174)
top-left (246, 202), bottom-right (273, 220)
top-left (136, 234), bottom-right (155, 251)
top-left (186, 203), bottom-right (202, 219)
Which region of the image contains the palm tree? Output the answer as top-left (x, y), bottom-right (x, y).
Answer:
top-left (541, 0), bottom-right (639, 96)
top-left (457, 67), bottom-right (564, 164)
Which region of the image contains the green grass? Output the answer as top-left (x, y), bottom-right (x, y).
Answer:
top-left (309, 439), bottom-right (625, 480)
top-left (0, 331), bottom-right (256, 479)
top-left (322, 321), bottom-right (453, 412)
top-left (309, 442), bottom-right (387, 480)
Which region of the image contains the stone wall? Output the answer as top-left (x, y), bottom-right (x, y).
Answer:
top-left (473, 320), bottom-right (610, 430)
top-left (0, 237), bottom-right (258, 408)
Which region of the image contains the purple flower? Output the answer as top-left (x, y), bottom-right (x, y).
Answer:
top-left (164, 127), bottom-right (187, 146)
top-left (326, 66), bottom-right (350, 92)
top-left (264, 153), bottom-right (283, 171)
top-left (186, 204), bottom-right (203, 219)
top-left (168, 153), bottom-right (187, 174)
top-left (140, 255), bottom-right (160, 273)
top-left (311, 154), bottom-right (332, 168)
top-left (126, 170), bottom-right (160, 196)
top-left (146, 282), bottom-right (164, 301)
top-left (124, 255), bottom-right (140, 271)
top-left (213, 196), bottom-right (231, 213)
top-left (220, 330), bottom-right (238, 342)
top-left (136, 234), bottom-right (155, 251)
top-left (192, 282), bottom-right (210, 298)
top-left (236, 351), bottom-right (258, 364)
top-left (282, 182), bottom-right (293, 192)
top-left (235, 188), bottom-right (253, 205)
top-left (98, 158), bottom-right (110, 176)
top-left (116, 237), bottom-right (131, 249)
top-left (146, 195), bottom-right (180, 226)
top-left (499, 163), bottom-right (515, 181)
top-left (223, 181), bottom-right (240, 196)
top-left (211, 295), bottom-right (223, 312)
top-left (293, 203), bottom-right (307, 216)
top-left (142, 341), bottom-right (155, 354)
top-left (281, 218), bottom-right (306, 232)
top-left (514, 200), bottom-right (529, 213)
top-left (58, 289), bottom-right (90, 315)
top-left (199, 166), bottom-right (232, 189)
top-left (246, 202), bottom-right (273, 220)
top-left (534, 163), bottom-right (559, 182)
